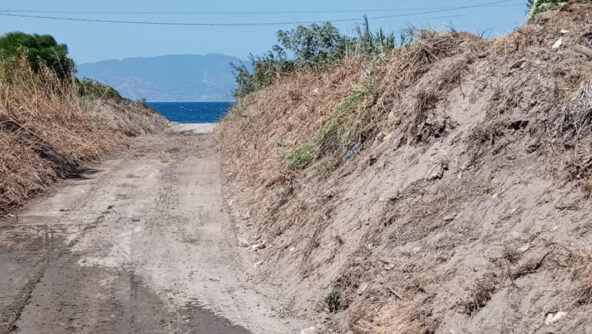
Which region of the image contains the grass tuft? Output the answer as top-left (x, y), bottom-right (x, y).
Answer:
top-left (282, 80), bottom-right (377, 170)
top-left (325, 288), bottom-right (349, 313)
top-left (283, 144), bottom-right (318, 170)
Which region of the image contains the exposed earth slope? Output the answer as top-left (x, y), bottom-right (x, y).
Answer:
top-left (217, 4), bottom-right (592, 333)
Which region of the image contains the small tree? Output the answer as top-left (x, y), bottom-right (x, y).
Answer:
top-left (232, 19), bottom-right (396, 98)
top-left (277, 22), bottom-right (345, 67)
top-left (0, 32), bottom-right (74, 79)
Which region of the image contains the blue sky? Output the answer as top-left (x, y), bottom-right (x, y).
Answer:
top-left (0, 0), bottom-right (528, 64)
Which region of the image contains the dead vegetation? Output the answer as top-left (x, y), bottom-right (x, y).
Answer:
top-left (218, 3), bottom-right (592, 333)
top-left (354, 301), bottom-right (435, 334)
top-left (554, 80), bottom-right (592, 141)
top-left (0, 60), bottom-right (166, 213)
top-left (460, 273), bottom-right (501, 315)
top-left (574, 266), bottom-right (592, 306)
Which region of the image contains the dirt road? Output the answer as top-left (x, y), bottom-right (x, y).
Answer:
top-left (0, 126), bottom-right (307, 334)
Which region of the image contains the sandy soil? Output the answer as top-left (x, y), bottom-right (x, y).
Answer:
top-left (0, 125), bottom-right (309, 334)
top-left (215, 5), bottom-right (592, 332)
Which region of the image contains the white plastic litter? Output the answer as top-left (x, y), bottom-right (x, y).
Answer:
top-left (545, 311), bottom-right (567, 325)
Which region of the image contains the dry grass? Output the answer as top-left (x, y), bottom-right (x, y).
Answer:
top-left (569, 247), bottom-right (592, 306)
top-left (575, 281), bottom-right (592, 306)
top-left (375, 32), bottom-right (483, 112)
top-left (218, 33), bottom-right (484, 183)
top-left (0, 60), bottom-right (165, 212)
top-left (354, 301), bottom-right (435, 334)
top-left (460, 273), bottom-right (500, 315)
top-left (554, 80), bottom-right (592, 141)
top-left (216, 56), bottom-right (369, 183)
top-left (553, 80), bottom-right (592, 192)
top-left (0, 133), bottom-right (54, 208)
top-left (574, 264), bottom-right (592, 306)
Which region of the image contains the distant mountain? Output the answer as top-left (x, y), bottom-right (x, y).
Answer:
top-left (77, 54), bottom-right (246, 102)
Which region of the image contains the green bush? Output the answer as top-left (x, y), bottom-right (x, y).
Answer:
top-left (277, 22), bottom-right (346, 67)
top-left (527, 0), bottom-right (566, 19)
top-left (527, 0), bottom-right (592, 19)
top-left (233, 18), bottom-right (395, 98)
top-left (0, 32), bottom-right (74, 79)
top-left (283, 144), bottom-right (318, 170)
top-left (324, 288), bottom-right (349, 313)
top-left (77, 79), bottom-right (122, 101)
top-left (231, 48), bottom-right (294, 98)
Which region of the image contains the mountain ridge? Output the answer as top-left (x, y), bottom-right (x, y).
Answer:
top-left (77, 53), bottom-right (246, 102)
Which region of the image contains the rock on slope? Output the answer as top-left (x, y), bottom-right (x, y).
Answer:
top-left (217, 3), bottom-right (592, 333)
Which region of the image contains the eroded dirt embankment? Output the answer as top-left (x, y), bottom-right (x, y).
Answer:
top-left (217, 4), bottom-right (592, 333)
top-left (0, 64), bottom-right (167, 214)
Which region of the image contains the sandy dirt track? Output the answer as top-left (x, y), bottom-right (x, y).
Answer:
top-left (0, 126), bottom-right (308, 334)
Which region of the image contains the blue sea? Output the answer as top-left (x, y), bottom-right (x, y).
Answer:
top-left (147, 102), bottom-right (233, 123)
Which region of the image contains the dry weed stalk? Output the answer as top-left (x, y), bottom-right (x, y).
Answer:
top-left (354, 301), bottom-right (435, 334)
top-left (554, 79), bottom-right (592, 141)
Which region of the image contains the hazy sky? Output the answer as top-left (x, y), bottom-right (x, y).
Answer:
top-left (0, 0), bottom-right (528, 64)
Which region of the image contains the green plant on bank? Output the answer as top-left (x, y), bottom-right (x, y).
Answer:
top-left (282, 80), bottom-right (377, 170)
top-left (527, 0), bottom-right (565, 19)
top-left (283, 144), bottom-right (318, 170)
top-left (277, 22), bottom-right (346, 67)
top-left (325, 288), bottom-right (349, 313)
top-left (77, 79), bottom-right (122, 101)
top-left (527, 0), bottom-right (592, 19)
top-left (233, 18), bottom-right (395, 98)
top-left (0, 32), bottom-right (124, 105)
top-left (353, 17), bottom-right (396, 55)
top-left (231, 47), bottom-right (295, 98)
top-left (317, 160), bottom-right (338, 177)
top-left (400, 26), bottom-right (438, 47)
top-left (0, 32), bottom-right (74, 80)
top-left (320, 79), bottom-right (378, 142)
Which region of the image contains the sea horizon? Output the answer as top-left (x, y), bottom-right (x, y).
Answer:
top-left (147, 101), bottom-right (233, 124)
top-left (146, 100), bottom-right (234, 103)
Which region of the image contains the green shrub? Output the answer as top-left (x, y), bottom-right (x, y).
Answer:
top-left (325, 288), bottom-right (349, 313)
top-left (277, 22), bottom-right (346, 67)
top-left (77, 79), bottom-right (122, 101)
top-left (231, 63), bottom-right (255, 98)
top-left (352, 17), bottom-right (396, 56)
top-left (232, 48), bottom-right (294, 98)
top-left (0, 32), bottom-right (74, 79)
top-left (527, 0), bottom-right (565, 19)
top-left (526, 0), bottom-right (592, 19)
top-left (233, 18), bottom-right (395, 98)
top-left (283, 144), bottom-right (318, 170)
top-left (317, 160), bottom-right (338, 177)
